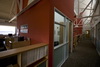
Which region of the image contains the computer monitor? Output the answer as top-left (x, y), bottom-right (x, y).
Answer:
top-left (18, 36), bottom-right (24, 41)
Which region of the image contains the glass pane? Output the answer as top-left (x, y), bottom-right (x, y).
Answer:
top-left (54, 45), bottom-right (65, 67)
top-left (54, 24), bottom-right (65, 46)
top-left (65, 18), bottom-right (70, 42)
top-left (54, 11), bottom-right (65, 25)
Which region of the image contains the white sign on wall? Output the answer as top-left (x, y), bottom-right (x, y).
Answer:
top-left (20, 24), bottom-right (28, 33)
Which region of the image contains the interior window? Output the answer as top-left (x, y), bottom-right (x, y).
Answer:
top-left (55, 11), bottom-right (65, 24)
top-left (54, 11), bottom-right (65, 46)
top-left (54, 24), bottom-right (65, 44)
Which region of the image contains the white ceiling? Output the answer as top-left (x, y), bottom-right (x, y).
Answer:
top-left (74, 0), bottom-right (97, 31)
top-left (0, 0), bottom-right (97, 25)
top-left (74, 0), bottom-right (99, 33)
top-left (0, 0), bottom-right (16, 22)
top-left (74, 0), bottom-right (96, 17)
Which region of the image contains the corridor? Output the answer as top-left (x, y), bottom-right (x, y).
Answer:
top-left (62, 38), bottom-right (100, 67)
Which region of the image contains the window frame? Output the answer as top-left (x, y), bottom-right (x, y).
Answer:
top-left (54, 8), bottom-right (72, 48)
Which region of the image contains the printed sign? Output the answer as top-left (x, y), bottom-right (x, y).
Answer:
top-left (20, 24), bottom-right (28, 33)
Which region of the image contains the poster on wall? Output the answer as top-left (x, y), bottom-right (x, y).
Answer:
top-left (20, 24), bottom-right (28, 33)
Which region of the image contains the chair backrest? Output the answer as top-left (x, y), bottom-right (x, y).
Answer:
top-left (18, 36), bottom-right (24, 41)
top-left (5, 37), bottom-right (15, 49)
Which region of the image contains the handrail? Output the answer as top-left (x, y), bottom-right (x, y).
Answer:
top-left (0, 43), bottom-right (47, 58)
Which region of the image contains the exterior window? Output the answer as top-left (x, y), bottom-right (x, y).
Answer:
top-left (0, 25), bottom-right (16, 35)
top-left (54, 11), bottom-right (66, 46)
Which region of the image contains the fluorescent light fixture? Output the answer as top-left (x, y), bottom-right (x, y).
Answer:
top-left (75, 25), bottom-right (79, 27)
top-left (9, 16), bottom-right (17, 23)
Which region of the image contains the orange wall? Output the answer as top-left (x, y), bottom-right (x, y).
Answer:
top-left (74, 18), bottom-right (83, 36)
top-left (17, 0), bottom-right (54, 67)
top-left (17, 0), bottom-right (51, 44)
top-left (74, 27), bottom-right (82, 36)
top-left (17, 0), bottom-right (74, 67)
top-left (54, 0), bottom-right (74, 21)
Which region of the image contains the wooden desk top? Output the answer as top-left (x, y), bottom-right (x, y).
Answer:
top-left (0, 43), bottom-right (48, 58)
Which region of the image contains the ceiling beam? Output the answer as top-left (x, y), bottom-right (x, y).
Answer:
top-left (81, 15), bottom-right (100, 18)
top-left (80, 8), bottom-right (94, 10)
top-left (99, 0), bottom-right (100, 15)
top-left (78, 0), bottom-right (80, 17)
top-left (79, 0), bottom-right (86, 3)
top-left (9, 0), bottom-right (40, 22)
top-left (90, 0), bottom-right (99, 23)
top-left (90, 0), bottom-right (93, 14)
top-left (81, 0), bottom-right (93, 15)
top-left (81, 11), bottom-right (94, 24)
top-left (81, 2), bottom-right (91, 8)
top-left (9, 0), bottom-right (16, 19)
